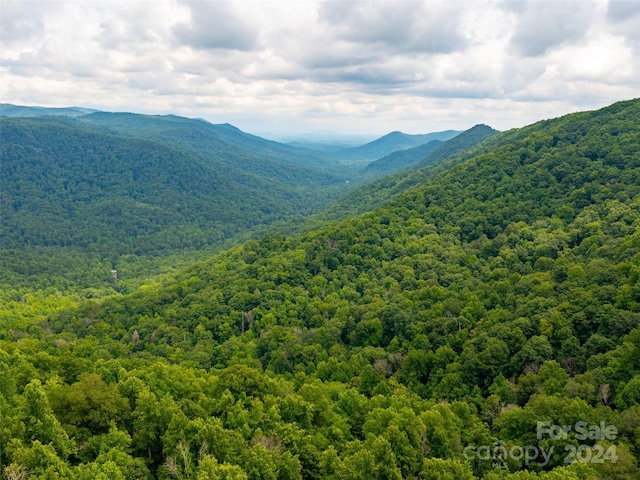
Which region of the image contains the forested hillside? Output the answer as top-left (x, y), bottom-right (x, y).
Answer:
top-left (364, 140), bottom-right (444, 176)
top-left (1, 99), bottom-right (638, 479)
top-left (364, 124), bottom-right (498, 177)
top-left (1, 109), bottom-right (461, 291)
top-left (77, 113), bottom-right (341, 173)
top-left (413, 124), bottom-right (499, 169)
top-left (0, 114), bottom-right (350, 290)
top-left (319, 123), bottom-right (502, 223)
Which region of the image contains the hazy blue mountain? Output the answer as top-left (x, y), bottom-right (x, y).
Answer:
top-left (1, 104), bottom-right (459, 177)
top-left (286, 140), bottom-right (371, 153)
top-left (281, 132), bottom-right (377, 153)
top-left (335, 129), bottom-right (460, 161)
top-left (0, 103), bottom-right (100, 117)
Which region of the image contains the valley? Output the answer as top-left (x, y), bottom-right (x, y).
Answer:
top-left (1, 99), bottom-right (639, 479)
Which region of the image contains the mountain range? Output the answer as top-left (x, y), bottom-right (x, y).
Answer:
top-left (1, 99), bottom-right (639, 480)
top-left (0, 103), bottom-right (101, 117)
top-left (335, 129), bottom-right (461, 162)
top-left (1, 105), bottom-right (486, 289)
top-left (365, 124), bottom-right (498, 176)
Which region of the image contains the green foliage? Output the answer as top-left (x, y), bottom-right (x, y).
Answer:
top-left (0, 113), bottom-right (349, 290)
top-left (365, 139), bottom-right (444, 175)
top-left (420, 457), bottom-right (475, 480)
top-left (1, 99), bottom-right (639, 479)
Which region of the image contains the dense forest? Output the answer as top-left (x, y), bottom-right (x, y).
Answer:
top-left (364, 140), bottom-right (444, 176)
top-left (0, 113), bottom-right (350, 291)
top-left (0, 114), bottom-right (347, 254)
top-left (0, 111), bottom-right (483, 292)
top-left (1, 99), bottom-right (639, 479)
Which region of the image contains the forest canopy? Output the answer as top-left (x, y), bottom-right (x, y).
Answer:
top-left (1, 99), bottom-right (639, 479)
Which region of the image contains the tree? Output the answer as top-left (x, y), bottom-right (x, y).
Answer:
top-left (49, 373), bottom-right (129, 438)
top-left (197, 455), bottom-right (248, 480)
top-left (616, 375), bottom-right (640, 409)
top-left (21, 379), bottom-right (75, 459)
top-left (419, 457), bottom-right (474, 480)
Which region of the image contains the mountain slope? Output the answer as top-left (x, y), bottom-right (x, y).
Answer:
top-left (0, 108), bottom-right (478, 289)
top-left (78, 112), bottom-right (343, 174)
top-left (321, 123), bottom-right (501, 222)
top-left (364, 139), bottom-right (444, 175)
top-left (0, 103), bottom-right (100, 117)
top-left (335, 129), bottom-right (460, 161)
top-left (99, 98), bottom-right (639, 342)
top-left (6, 99), bottom-right (638, 478)
top-left (0, 115), bottom-right (348, 270)
top-left (414, 123), bottom-right (498, 168)
top-left (366, 124), bottom-right (498, 176)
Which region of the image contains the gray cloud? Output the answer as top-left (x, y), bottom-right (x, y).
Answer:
top-left (607, 0), bottom-right (640, 21)
top-left (173, 1), bottom-right (257, 51)
top-left (1, 0), bottom-right (637, 137)
top-left (285, 0), bottom-right (468, 93)
top-left (606, 0), bottom-right (640, 51)
top-left (297, 41), bottom-right (380, 70)
top-left (0, 1), bottom-right (49, 45)
top-left (505, 0), bottom-right (597, 57)
top-left (318, 0), bottom-right (467, 55)
top-left (313, 62), bottom-right (430, 92)
top-left (99, 8), bottom-right (161, 51)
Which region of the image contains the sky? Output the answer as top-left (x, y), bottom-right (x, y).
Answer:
top-left (1, 0), bottom-right (639, 140)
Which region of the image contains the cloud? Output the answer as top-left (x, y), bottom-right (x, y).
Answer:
top-left (318, 0), bottom-right (467, 55)
top-left (172, 1), bottom-right (257, 51)
top-left (272, 0), bottom-right (473, 95)
top-left (0, 1), bottom-right (50, 45)
top-left (0, 0), bottom-right (637, 137)
top-left (607, 0), bottom-right (640, 22)
top-left (606, 0), bottom-right (640, 51)
top-left (97, 3), bottom-right (169, 51)
top-left (504, 0), bottom-right (598, 57)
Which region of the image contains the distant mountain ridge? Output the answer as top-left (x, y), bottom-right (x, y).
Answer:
top-left (335, 129), bottom-right (461, 161)
top-left (0, 114), bottom-right (349, 263)
top-left (0, 103), bottom-right (100, 117)
top-left (77, 112), bottom-right (342, 175)
top-left (322, 123), bottom-right (500, 221)
top-left (415, 123), bottom-right (498, 168)
top-left (1, 104), bottom-right (480, 288)
top-left (1, 104), bottom-right (460, 178)
top-left (365, 139), bottom-right (444, 175)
